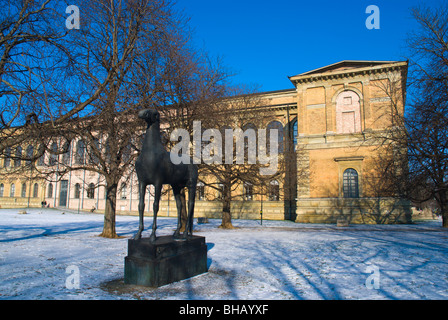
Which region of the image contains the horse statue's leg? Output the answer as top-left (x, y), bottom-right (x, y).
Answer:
top-left (150, 183), bottom-right (162, 242)
top-left (134, 181), bottom-right (147, 240)
top-left (183, 184), bottom-right (196, 239)
top-left (172, 186), bottom-right (183, 239)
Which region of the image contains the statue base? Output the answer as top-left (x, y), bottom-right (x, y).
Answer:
top-left (124, 235), bottom-right (208, 287)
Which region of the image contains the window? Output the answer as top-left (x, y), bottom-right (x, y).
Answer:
top-left (269, 180), bottom-right (280, 201)
top-left (74, 183), bottom-right (81, 199)
top-left (343, 168), bottom-right (359, 198)
top-left (75, 140), bottom-right (86, 164)
top-left (122, 143), bottom-right (131, 163)
top-left (120, 183), bottom-right (127, 200)
top-left (243, 182), bottom-right (253, 201)
top-left (4, 147), bottom-right (11, 168)
top-left (197, 182), bottom-right (205, 201)
top-left (38, 151), bottom-right (45, 166)
top-left (21, 183), bottom-right (27, 198)
top-left (10, 183), bottom-right (15, 197)
top-left (287, 119), bottom-right (298, 148)
top-left (267, 121), bottom-right (284, 153)
top-left (49, 142), bottom-right (58, 166)
top-left (14, 146), bottom-right (22, 167)
top-left (62, 142), bottom-right (71, 165)
top-left (87, 183), bottom-right (95, 199)
top-left (47, 183), bottom-right (53, 198)
top-left (26, 145), bottom-right (34, 166)
top-left (89, 138), bottom-right (100, 165)
top-left (0, 183), bottom-right (4, 197)
top-left (33, 183), bottom-right (39, 198)
top-left (242, 123), bottom-right (257, 162)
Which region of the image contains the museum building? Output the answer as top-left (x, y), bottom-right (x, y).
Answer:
top-left (0, 60), bottom-right (411, 224)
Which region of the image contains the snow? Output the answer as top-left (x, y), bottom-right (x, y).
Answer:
top-left (1, 208), bottom-right (448, 300)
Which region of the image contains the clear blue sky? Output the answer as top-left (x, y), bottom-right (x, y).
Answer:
top-left (176, 0), bottom-right (444, 92)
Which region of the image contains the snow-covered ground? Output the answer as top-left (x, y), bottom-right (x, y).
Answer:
top-left (1, 208), bottom-right (447, 300)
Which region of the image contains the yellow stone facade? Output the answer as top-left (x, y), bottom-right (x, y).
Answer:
top-left (0, 61), bottom-right (411, 224)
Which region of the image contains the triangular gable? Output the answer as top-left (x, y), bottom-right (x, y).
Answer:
top-left (293, 60), bottom-right (398, 77)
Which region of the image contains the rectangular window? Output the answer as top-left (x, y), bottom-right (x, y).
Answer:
top-left (21, 183), bottom-right (26, 198)
top-left (343, 169), bottom-right (359, 198)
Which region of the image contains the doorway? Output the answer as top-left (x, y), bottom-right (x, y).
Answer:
top-left (59, 180), bottom-right (68, 207)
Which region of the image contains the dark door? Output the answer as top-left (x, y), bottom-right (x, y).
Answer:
top-left (59, 180), bottom-right (68, 207)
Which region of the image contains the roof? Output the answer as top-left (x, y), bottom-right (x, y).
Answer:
top-left (288, 60), bottom-right (408, 85)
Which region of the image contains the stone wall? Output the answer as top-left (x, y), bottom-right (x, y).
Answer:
top-left (295, 197), bottom-right (412, 224)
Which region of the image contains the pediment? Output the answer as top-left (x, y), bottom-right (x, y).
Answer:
top-left (294, 60), bottom-right (398, 77)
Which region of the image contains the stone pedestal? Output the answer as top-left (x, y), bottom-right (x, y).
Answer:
top-left (124, 235), bottom-right (208, 287)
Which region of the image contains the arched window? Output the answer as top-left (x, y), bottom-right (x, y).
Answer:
top-left (21, 183), bottom-right (27, 198)
top-left (49, 142), bottom-right (58, 166)
top-left (74, 183), bottom-right (81, 199)
top-left (47, 183), bottom-right (53, 198)
top-left (87, 183), bottom-right (95, 199)
top-left (4, 147), bottom-right (11, 167)
top-left (197, 182), bottom-right (205, 201)
top-left (287, 118), bottom-right (298, 149)
top-left (0, 183), bottom-right (4, 197)
top-left (14, 146), bottom-right (22, 167)
top-left (220, 125), bottom-right (232, 159)
top-left (38, 151), bottom-right (45, 166)
top-left (336, 90), bottom-right (361, 134)
top-left (62, 141), bottom-right (71, 165)
top-left (26, 145), bottom-right (34, 166)
top-left (343, 168), bottom-right (359, 198)
top-left (242, 123), bottom-right (257, 162)
top-left (89, 137), bottom-right (100, 165)
top-left (269, 180), bottom-right (280, 201)
top-left (10, 183), bottom-right (15, 197)
top-left (122, 143), bottom-right (131, 163)
top-left (33, 183), bottom-right (39, 198)
top-left (75, 140), bottom-right (86, 164)
top-left (120, 183), bottom-right (127, 200)
top-left (243, 182), bottom-right (253, 201)
top-left (267, 121), bottom-right (284, 153)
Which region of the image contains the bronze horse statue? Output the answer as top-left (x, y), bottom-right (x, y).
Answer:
top-left (134, 109), bottom-right (198, 241)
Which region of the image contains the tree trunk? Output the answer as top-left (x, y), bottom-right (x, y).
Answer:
top-left (442, 212), bottom-right (448, 228)
top-left (441, 204), bottom-right (448, 228)
top-left (437, 190), bottom-right (448, 228)
top-left (220, 209), bottom-right (234, 229)
top-left (220, 190), bottom-right (234, 229)
top-left (99, 182), bottom-right (119, 238)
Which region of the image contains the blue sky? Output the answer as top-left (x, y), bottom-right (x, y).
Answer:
top-left (176, 0), bottom-right (444, 92)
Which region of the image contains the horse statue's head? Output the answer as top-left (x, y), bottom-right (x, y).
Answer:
top-left (138, 109), bottom-right (160, 128)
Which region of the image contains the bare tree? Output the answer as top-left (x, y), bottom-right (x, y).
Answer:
top-left (369, 4), bottom-right (448, 227)
top-left (1, 0), bottom-right (146, 172)
top-left (43, 0), bottom-right (232, 238)
top-left (360, 148), bottom-right (411, 224)
top-left (404, 5), bottom-right (448, 227)
top-left (0, 0), bottom-right (69, 154)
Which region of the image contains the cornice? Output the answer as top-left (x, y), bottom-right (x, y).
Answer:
top-left (289, 61), bottom-right (408, 85)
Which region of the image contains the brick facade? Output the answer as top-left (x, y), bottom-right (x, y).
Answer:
top-left (0, 61), bottom-right (411, 224)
